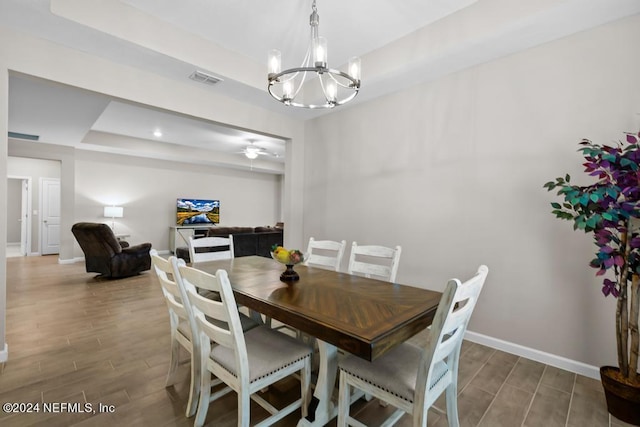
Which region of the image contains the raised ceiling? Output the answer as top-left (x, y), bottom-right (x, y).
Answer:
top-left (3, 0), bottom-right (640, 174)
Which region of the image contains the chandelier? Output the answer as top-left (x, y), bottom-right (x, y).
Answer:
top-left (267, 0), bottom-right (361, 109)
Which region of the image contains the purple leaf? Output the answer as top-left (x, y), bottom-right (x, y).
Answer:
top-left (602, 278), bottom-right (619, 297)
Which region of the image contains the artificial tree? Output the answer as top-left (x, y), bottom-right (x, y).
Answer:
top-left (544, 132), bottom-right (640, 388)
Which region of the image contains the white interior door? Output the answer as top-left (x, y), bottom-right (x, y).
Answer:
top-left (20, 179), bottom-right (29, 255)
top-left (40, 177), bottom-right (60, 255)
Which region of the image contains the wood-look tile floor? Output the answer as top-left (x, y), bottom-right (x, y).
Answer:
top-left (0, 255), bottom-right (634, 427)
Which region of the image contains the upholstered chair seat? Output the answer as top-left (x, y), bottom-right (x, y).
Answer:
top-left (210, 325), bottom-right (313, 382)
top-left (339, 341), bottom-right (449, 404)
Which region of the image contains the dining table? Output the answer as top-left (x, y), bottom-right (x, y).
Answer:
top-left (195, 255), bottom-right (442, 427)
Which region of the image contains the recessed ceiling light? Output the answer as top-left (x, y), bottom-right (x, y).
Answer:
top-left (153, 130), bottom-right (163, 138)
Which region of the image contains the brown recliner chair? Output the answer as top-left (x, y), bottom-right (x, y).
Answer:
top-left (71, 222), bottom-right (152, 279)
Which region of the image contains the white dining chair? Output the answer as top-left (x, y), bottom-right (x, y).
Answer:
top-left (337, 265), bottom-right (489, 427)
top-left (175, 261), bottom-right (313, 427)
top-left (188, 235), bottom-right (234, 264)
top-left (150, 249), bottom-right (199, 418)
top-left (304, 237), bottom-right (347, 271)
top-left (347, 242), bottom-right (402, 282)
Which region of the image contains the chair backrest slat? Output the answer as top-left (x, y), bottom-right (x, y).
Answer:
top-left (188, 290), bottom-right (236, 349)
top-left (151, 250), bottom-right (189, 321)
top-left (347, 242), bottom-right (402, 282)
top-left (304, 237), bottom-right (347, 272)
top-left (189, 235), bottom-right (234, 264)
top-left (349, 261), bottom-right (391, 280)
top-left (177, 264), bottom-right (246, 355)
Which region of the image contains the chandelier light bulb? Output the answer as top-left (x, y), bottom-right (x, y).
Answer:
top-left (283, 81), bottom-right (294, 101)
top-left (268, 49), bottom-right (281, 76)
top-left (348, 57), bottom-right (361, 82)
top-left (314, 37), bottom-right (327, 67)
top-left (326, 80), bottom-right (337, 103)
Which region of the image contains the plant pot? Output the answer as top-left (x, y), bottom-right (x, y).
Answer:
top-left (600, 366), bottom-right (640, 425)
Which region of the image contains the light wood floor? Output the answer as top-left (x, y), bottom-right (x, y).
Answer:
top-left (0, 255), bottom-right (632, 426)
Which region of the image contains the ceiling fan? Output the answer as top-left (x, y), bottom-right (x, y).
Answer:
top-left (238, 140), bottom-right (277, 160)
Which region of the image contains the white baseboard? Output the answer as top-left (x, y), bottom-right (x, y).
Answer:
top-left (156, 249), bottom-right (171, 255)
top-left (465, 330), bottom-right (600, 380)
top-left (0, 343), bottom-right (7, 363)
top-left (28, 252), bottom-right (40, 257)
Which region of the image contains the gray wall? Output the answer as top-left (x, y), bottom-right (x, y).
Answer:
top-left (72, 150), bottom-right (282, 258)
top-left (6, 178), bottom-right (20, 244)
top-left (303, 14), bottom-right (640, 370)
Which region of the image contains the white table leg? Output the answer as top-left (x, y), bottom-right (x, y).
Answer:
top-left (297, 340), bottom-right (338, 427)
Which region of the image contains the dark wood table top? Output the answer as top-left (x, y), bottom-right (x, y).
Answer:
top-left (196, 256), bottom-right (442, 361)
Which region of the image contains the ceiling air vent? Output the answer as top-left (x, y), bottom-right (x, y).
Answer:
top-left (8, 131), bottom-right (39, 141)
top-left (189, 70), bottom-right (223, 86)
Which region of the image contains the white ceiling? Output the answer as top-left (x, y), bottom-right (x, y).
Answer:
top-left (3, 0), bottom-right (640, 173)
top-left (121, 0), bottom-right (477, 71)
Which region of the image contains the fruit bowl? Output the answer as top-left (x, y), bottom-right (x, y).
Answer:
top-left (270, 246), bottom-right (306, 282)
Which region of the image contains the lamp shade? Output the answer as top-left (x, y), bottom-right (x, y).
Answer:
top-left (104, 206), bottom-right (124, 218)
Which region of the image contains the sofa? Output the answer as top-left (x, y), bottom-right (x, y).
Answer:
top-left (71, 222), bottom-right (152, 279)
top-left (175, 226), bottom-right (283, 263)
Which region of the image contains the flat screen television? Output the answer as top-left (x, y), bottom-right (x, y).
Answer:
top-left (176, 198), bottom-right (220, 226)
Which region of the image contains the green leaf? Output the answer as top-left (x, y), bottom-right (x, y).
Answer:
top-left (590, 193), bottom-right (599, 202)
top-left (551, 202), bottom-right (561, 209)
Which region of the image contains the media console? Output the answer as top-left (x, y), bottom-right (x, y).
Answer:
top-left (169, 226), bottom-right (210, 253)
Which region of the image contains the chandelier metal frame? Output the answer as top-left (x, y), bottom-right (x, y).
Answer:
top-left (267, 0), bottom-right (361, 109)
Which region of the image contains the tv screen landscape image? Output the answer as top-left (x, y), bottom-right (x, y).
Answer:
top-left (176, 198), bottom-right (220, 225)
